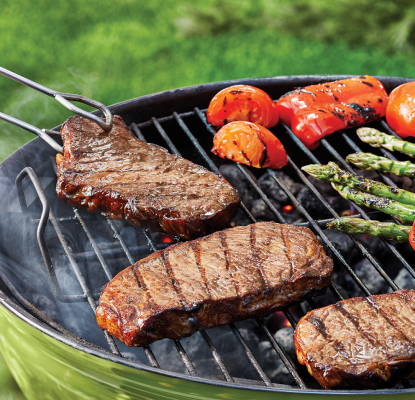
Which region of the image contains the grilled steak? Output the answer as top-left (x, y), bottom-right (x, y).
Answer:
top-left (96, 222), bottom-right (333, 347)
top-left (294, 290), bottom-right (415, 389)
top-left (56, 115), bottom-right (240, 240)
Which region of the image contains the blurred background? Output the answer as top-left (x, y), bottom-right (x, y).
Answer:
top-left (1, 0), bottom-right (415, 397)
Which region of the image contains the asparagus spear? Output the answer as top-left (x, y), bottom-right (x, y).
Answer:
top-left (327, 217), bottom-right (411, 242)
top-left (331, 183), bottom-right (415, 224)
top-left (346, 152), bottom-right (415, 177)
top-left (357, 127), bottom-right (415, 158)
top-left (302, 162), bottom-right (415, 206)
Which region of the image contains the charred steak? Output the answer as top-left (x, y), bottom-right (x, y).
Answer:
top-left (56, 115), bottom-right (240, 240)
top-left (96, 222), bottom-right (333, 347)
top-left (294, 290), bottom-right (415, 389)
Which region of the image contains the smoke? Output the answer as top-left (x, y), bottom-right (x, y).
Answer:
top-left (0, 68), bottom-right (98, 162)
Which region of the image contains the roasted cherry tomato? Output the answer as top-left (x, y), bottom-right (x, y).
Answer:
top-left (206, 85), bottom-right (279, 128)
top-left (410, 220), bottom-right (415, 251)
top-left (212, 121), bottom-right (287, 169)
top-left (386, 81), bottom-right (415, 139)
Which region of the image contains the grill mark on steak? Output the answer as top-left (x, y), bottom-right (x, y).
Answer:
top-left (161, 250), bottom-right (187, 311)
top-left (365, 296), bottom-right (414, 345)
top-left (132, 267), bottom-right (155, 317)
top-left (308, 315), bottom-right (350, 360)
top-left (281, 225), bottom-right (294, 279)
top-left (250, 224), bottom-right (268, 291)
top-left (132, 265), bottom-right (145, 290)
top-left (219, 230), bottom-right (240, 296)
top-left (191, 242), bottom-right (213, 300)
top-left (335, 302), bottom-right (380, 349)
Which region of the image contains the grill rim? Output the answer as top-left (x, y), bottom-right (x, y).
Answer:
top-left (1, 74), bottom-right (415, 395)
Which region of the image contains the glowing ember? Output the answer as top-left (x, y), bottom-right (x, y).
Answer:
top-left (282, 204), bottom-right (293, 214)
top-left (161, 234), bottom-right (174, 244)
top-left (341, 209), bottom-right (353, 216)
top-left (270, 311), bottom-right (291, 331)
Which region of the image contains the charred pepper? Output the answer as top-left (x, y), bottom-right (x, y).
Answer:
top-left (276, 76), bottom-right (388, 148)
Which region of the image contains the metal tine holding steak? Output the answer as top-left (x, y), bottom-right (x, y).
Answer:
top-left (56, 115), bottom-right (240, 240)
top-left (294, 290), bottom-right (415, 390)
top-left (96, 222), bottom-right (333, 347)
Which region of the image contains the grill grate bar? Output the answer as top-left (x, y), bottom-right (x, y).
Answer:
top-left (152, 117), bottom-right (180, 155)
top-left (149, 115), bottom-right (302, 386)
top-left (74, 209), bottom-right (113, 282)
top-left (174, 340), bottom-right (198, 377)
top-left (16, 169), bottom-right (86, 303)
top-left (280, 122), bottom-right (320, 165)
top-left (199, 330), bottom-right (234, 382)
top-left (229, 323), bottom-right (273, 387)
top-left (173, 112), bottom-right (220, 174)
top-left (52, 161), bottom-right (159, 362)
top-left (106, 218), bottom-right (135, 265)
top-left (236, 164), bottom-right (287, 224)
top-left (130, 122), bottom-right (146, 141)
top-left (134, 111), bottom-right (196, 130)
top-left (118, 214), bottom-right (196, 371)
top-left (255, 318), bottom-right (306, 389)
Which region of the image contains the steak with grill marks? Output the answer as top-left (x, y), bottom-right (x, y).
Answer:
top-left (96, 222), bottom-right (333, 347)
top-left (56, 115), bottom-right (240, 240)
top-left (294, 290), bottom-right (415, 389)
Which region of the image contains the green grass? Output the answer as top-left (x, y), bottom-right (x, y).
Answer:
top-left (1, 1), bottom-right (415, 397)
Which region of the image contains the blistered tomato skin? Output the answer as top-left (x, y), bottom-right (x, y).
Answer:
top-left (206, 85), bottom-right (279, 128)
top-left (386, 82), bottom-right (415, 139)
top-left (212, 121), bottom-right (287, 169)
top-left (410, 220), bottom-right (415, 251)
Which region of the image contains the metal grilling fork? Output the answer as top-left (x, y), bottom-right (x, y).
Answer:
top-left (0, 66), bottom-right (113, 153)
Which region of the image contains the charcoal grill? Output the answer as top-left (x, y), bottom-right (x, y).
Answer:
top-left (1, 75), bottom-right (415, 399)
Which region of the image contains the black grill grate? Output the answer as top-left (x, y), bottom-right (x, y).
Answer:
top-left (5, 102), bottom-right (415, 392)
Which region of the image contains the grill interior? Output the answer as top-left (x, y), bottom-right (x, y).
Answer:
top-left (1, 78), bottom-right (415, 393)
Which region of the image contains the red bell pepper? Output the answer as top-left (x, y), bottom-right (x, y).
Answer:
top-left (276, 76), bottom-right (388, 148)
